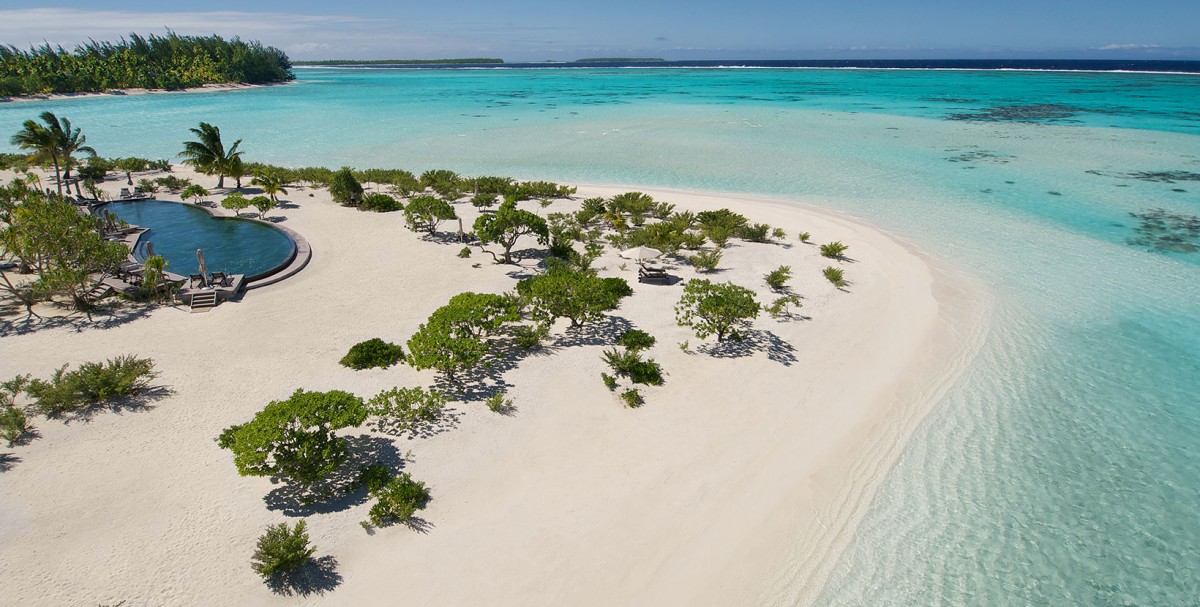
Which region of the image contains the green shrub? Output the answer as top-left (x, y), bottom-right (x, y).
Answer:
top-left (798, 231), bottom-right (811, 243)
top-left (217, 390), bottom-right (368, 490)
top-left (601, 347), bottom-right (665, 386)
top-left (764, 265), bottom-right (792, 291)
top-left (340, 338), bottom-right (406, 370)
top-left (154, 175), bottom-right (192, 193)
top-left (688, 249), bottom-right (722, 273)
top-left (458, 246), bottom-right (471, 258)
top-left (359, 192), bottom-right (403, 212)
top-left (367, 473), bottom-right (431, 526)
top-left (767, 295), bottom-right (803, 318)
top-left (823, 266), bottom-right (848, 288)
top-left (601, 372), bottom-right (618, 391)
top-left (772, 227), bottom-right (787, 240)
top-left (366, 387), bottom-right (445, 433)
top-left (484, 391), bottom-right (514, 413)
top-left (329, 167), bottom-right (363, 205)
top-left (675, 279), bottom-right (760, 342)
top-left (513, 323), bottom-right (549, 349)
top-left (620, 389), bottom-right (643, 408)
top-left (1, 405), bottom-right (31, 447)
top-left (617, 329), bottom-right (656, 351)
top-left (737, 223), bottom-right (772, 243)
top-left (357, 464), bottom-right (393, 493)
top-left (471, 192), bottom-right (498, 208)
top-left (24, 355), bottom-right (157, 417)
top-left (251, 520), bottom-right (316, 579)
top-left (820, 241), bottom-right (849, 259)
top-left (135, 178), bottom-right (159, 194)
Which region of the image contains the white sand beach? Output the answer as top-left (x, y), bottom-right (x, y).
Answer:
top-left (0, 168), bottom-right (990, 606)
top-left (1, 82), bottom-right (292, 104)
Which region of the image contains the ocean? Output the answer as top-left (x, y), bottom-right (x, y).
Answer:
top-left (3, 65), bottom-right (1198, 604)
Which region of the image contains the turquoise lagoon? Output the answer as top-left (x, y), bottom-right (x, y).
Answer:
top-left (3, 67), bottom-right (1198, 604)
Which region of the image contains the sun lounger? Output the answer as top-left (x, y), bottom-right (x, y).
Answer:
top-left (209, 272), bottom-right (229, 287)
top-left (638, 265), bottom-right (669, 284)
top-left (189, 274), bottom-right (207, 288)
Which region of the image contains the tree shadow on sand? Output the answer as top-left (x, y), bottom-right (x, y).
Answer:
top-left (697, 329), bottom-right (797, 366)
top-left (263, 434), bottom-right (404, 517)
top-left (265, 555), bottom-right (343, 596)
top-left (368, 405), bottom-right (464, 440)
top-left (0, 300), bottom-right (157, 337)
top-left (0, 452), bottom-right (20, 473)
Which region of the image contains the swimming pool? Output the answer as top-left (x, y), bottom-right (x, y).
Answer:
top-left (103, 200), bottom-right (297, 280)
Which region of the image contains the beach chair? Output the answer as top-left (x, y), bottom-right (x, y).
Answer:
top-left (189, 274), bottom-right (207, 289)
top-left (119, 188), bottom-right (132, 199)
top-left (638, 264), bottom-right (669, 284)
top-left (209, 272), bottom-right (229, 287)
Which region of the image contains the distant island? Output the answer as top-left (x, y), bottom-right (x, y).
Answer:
top-left (0, 32), bottom-right (294, 97)
top-left (574, 58), bottom-right (666, 63)
top-left (294, 58), bottom-right (504, 66)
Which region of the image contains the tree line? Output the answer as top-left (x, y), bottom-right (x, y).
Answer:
top-left (0, 32), bottom-right (294, 97)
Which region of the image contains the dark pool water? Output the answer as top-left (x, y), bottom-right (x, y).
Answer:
top-left (104, 200), bottom-right (295, 278)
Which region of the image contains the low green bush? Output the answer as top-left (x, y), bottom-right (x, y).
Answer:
top-left (772, 227), bottom-right (787, 240)
top-left (359, 192), bottom-right (403, 212)
top-left (154, 175), bottom-right (192, 193)
top-left (367, 387), bottom-right (445, 429)
top-left (765, 265), bottom-right (792, 291)
top-left (823, 266), bottom-right (848, 288)
top-left (820, 241), bottom-right (849, 259)
top-left (251, 520), bottom-right (316, 579)
top-left (367, 473), bottom-right (431, 526)
top-left (601, 347), bottom-right (665, 386)
top-left (358, 463), bottom-right (393, 493)
top-left (1, 405), bottom-right (31, 447)
top-left (798, 231), bottom-right (811, 243)
top-left (457, 246), bottom-right (471, 258)
top-left (601, 372), bottom-right (618, 391)
top-left (767, 295), bottom-right (803, 318)
top-left (738, 223), bottom-right (772, 242)
top-left (620, 389), bottom-right (643, 408)
top-left (617, 329), bottom-right (656, 351)
top-left (513, 323), bottom-right (550, 349)
top-left (24, 355), bottom-right (157, 418)
top-left (484, 391), bottom-right (514, 413)
top-left (340, 338), bottom-right (406, 370)
top-left (688, 249), bottom-right (722, 273)
top-left (135, 178), bottom-right (159, 194)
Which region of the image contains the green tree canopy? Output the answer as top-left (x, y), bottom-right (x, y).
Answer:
top-left (9, 111), bottom-right (95, 195)
top-left (251, 169), bottom-right (290, 202)
top-left (405, 319), bottom-right (488, 382)
top-left (429, 292), bottom-right (521, 339)
top-left (473, 199), bottom-right (549, 263)
top-left (328, 167), bottom-right (363, 205)
top-left (217, 389), bottom-right (368, 489)
top-left (675, 279), bottom-right (760, 342)
top-left (404, 196), bottom-right (457, 236)
top-left (0, 183), bottom-right (126, 312)
top-left (516, 261), bottom-right (633, 327)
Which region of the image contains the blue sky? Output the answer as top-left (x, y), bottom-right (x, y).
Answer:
top-left (2, 1), bottom-right (1198, 61)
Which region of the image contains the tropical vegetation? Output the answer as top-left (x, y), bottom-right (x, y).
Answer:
top-left (675, 279), bottom-right (761, 342)
top-left (0, 32), bottom-right (293, 96)
top-left (179, 122), bottom-right (243, 188)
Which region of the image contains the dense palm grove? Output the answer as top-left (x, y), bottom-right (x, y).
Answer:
top-left (0, 32), bottom-right (294, 96)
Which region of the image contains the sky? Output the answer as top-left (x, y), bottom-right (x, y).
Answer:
top-left (1, 1), bottom-right (1198, 62)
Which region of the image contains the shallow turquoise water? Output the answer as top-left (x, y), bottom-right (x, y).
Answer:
top-left (104, 200), bottom-right (294, 278)
top-left (3, 68), bottom-right (1198, 604)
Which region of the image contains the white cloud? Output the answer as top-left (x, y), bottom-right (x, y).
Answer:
top-left (1094, 43), bottom-right (1162, 50)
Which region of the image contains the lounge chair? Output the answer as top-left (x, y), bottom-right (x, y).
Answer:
top-left (209, 272), bottom-right (229, 287)
top-left (638, 264), bottom-right (669, 284)
top-left (189, 274), bottom-right (207, 289)
top-left (119, 188), bottom-right (132, 199)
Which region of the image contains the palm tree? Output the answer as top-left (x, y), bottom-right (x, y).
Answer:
top-left (46, 113), bottom-right (96, 184)
top-left (10, 113), bottom-right (60, 195)
top-left (10, 112), bottom-right (97, 197)
top-left (250, 169), bottom-right (289, 202)
top-left (178, 122), bottom-right (243, 189)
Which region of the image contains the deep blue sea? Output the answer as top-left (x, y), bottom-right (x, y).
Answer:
top-left (3, 66), bottom-right (1198, 604)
